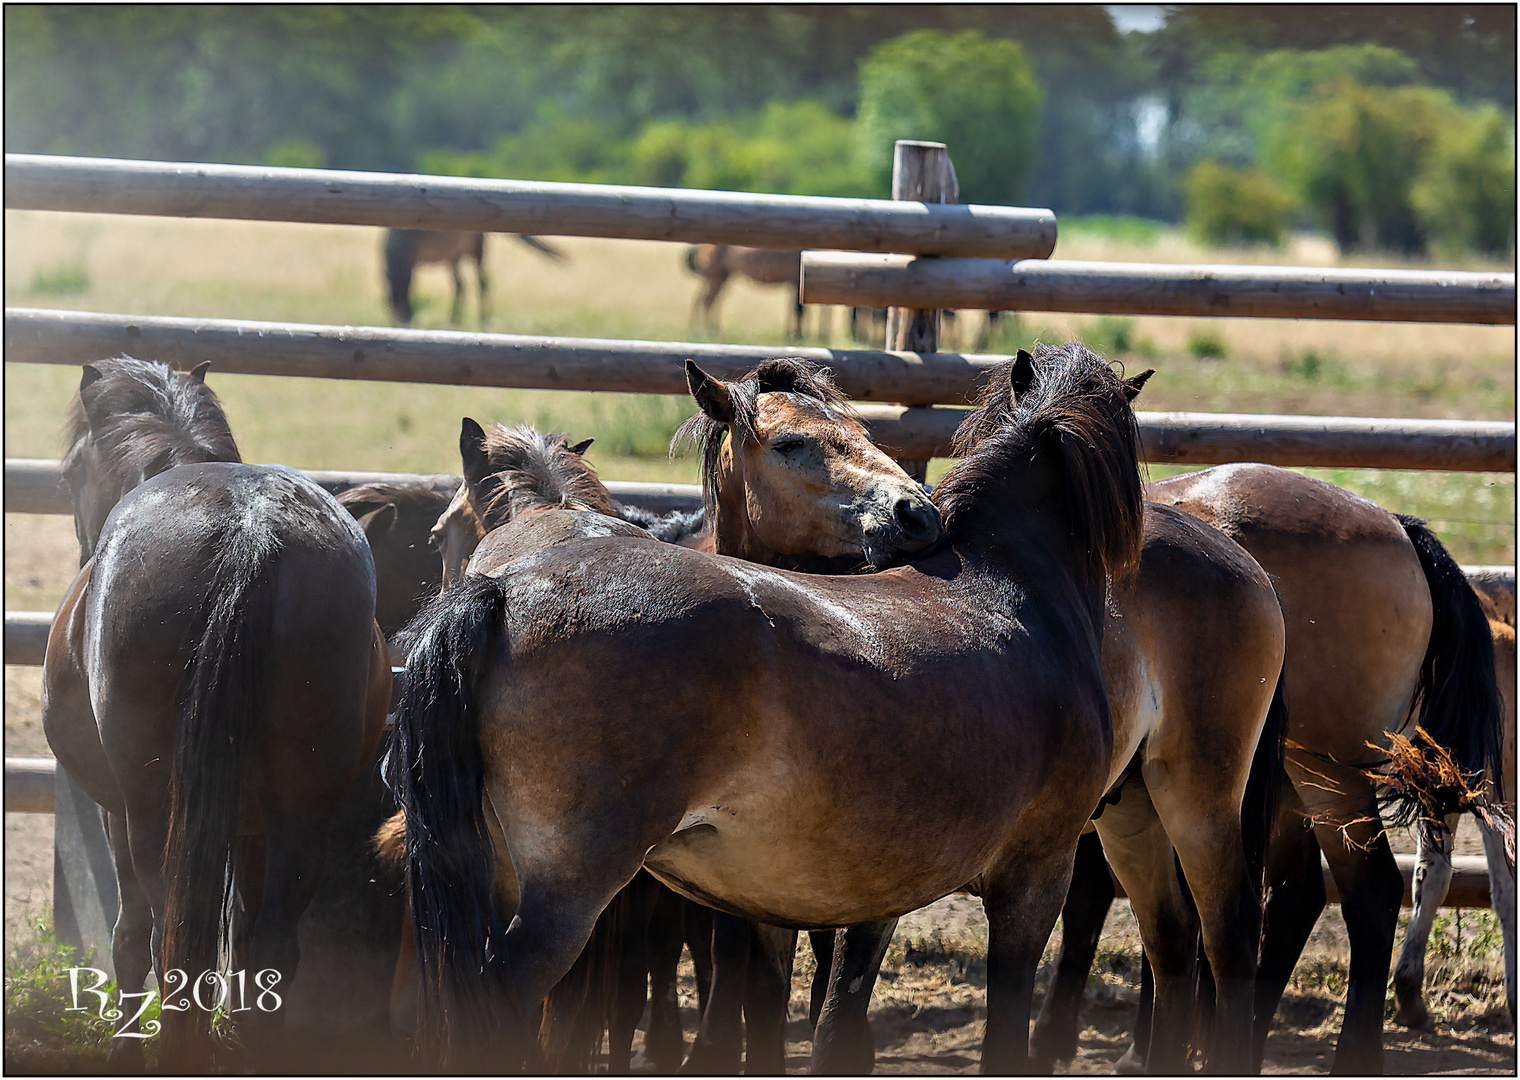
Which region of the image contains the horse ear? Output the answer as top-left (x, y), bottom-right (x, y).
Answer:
top-left (569, 438), bottom-right (594, 456)
top-left (189, 361), bottom-right (211, 383)
top-left (1122, 369), bottom-right (1155, 402)
top-left (355, 502), bottom-right (397, 540)
top-left (1008, 350), bottom-right (1036, 399)
top-left (80, 365), bottom-right (103, 393)
top-left (459, 418), bottom-right (492, 491)
top-left (685, 359), bottom-right (735, 425)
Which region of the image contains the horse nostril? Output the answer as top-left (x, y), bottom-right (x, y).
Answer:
top-left (893, 498), bottom-right (941, 543)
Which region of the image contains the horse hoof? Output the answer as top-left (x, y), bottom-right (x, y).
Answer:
top-left (1114, 1044), bottom-right (1147, 1075)
top-left (1393, 996), bottom-right (1432, 1029)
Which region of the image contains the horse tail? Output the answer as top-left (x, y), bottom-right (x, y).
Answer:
top-left (514, 234), bottom-right (568, 262)
top-left (159, 527), bottom-right (278, 1063)
top-left (1398, 515), bottom-right (1503, 789)
top-left (394, 572), bottom-right (513, 1058)
top-left (1241, 661), bottom-right (1289, 903)
top-left (384, 229), bottom-right (418, 325)
top-left (684, 244), bottom-right (704, 276)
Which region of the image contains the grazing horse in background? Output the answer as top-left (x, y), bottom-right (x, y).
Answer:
top-left (393, 342), bottom-right (1146, 1070)
top-left (686, 245), bottom-right (808, 340)
top-left (808, 351), bottom-right (1290, 1075)
top-left (1392, 615), bottom-right (1515, 1028)
top-left (42, 358), bottom-right (392, 1070)
top-left (383, 229), bottom-right (566, 327)
top-left (1033, 463), bottom-right (1506, 1073)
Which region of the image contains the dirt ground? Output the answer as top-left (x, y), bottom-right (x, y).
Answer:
top-left (4, 515), bottom-right (1514, 1074)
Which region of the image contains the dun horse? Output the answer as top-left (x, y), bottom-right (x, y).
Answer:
top-left (384, 229), bottom-right (566, 327)
top-left (685, 244), bottom-right (808, 340)
top-left (394, 342), bottom-right (1146, 1069)
top-left (806, 349), bottom-right (1291, 1075)
top-left (1031, 463), bottom-right (1505, 1072)
top-left (42, 358), bottom-right (392, 1069)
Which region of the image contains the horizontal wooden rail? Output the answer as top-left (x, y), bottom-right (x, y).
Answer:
top-left (0, 752), bottom-right (1497, 907)
top-left (4, 154), bottom-right (1057, 259)
top-left (802, 253), bottom-right (1517, 324)
top-left (2, 458), bottom-right (705, 518)
top-left (4, 308), bottom-right (1006, 407)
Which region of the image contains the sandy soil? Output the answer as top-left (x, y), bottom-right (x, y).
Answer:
top-left (3, 513), bottom-right (1513, 1074)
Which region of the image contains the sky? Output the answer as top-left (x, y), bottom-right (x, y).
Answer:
top-left (1105, 5), bottom-right (1170, 34)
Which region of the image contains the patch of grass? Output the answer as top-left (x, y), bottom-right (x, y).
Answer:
top-left (1187, 326), bottom-right (1229, 360)
top-left (27, 263), bottom-right (90, 297)
top-left (4, 910), bottom-right (116, 1063)
top-left (1087, 316), bottom-right (1138, 355)
top-left (1058, 215), bottom-right (1170, 247)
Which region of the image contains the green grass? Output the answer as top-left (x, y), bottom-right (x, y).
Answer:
top-left (4, 911), bottom-right (118, 1066)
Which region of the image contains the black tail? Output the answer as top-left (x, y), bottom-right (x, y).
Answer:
top-left (384, 229), bottom-right (418, 325)
top-left (513, 234), bottom-right (568, 262)
top-left (159, 529), bottom-right (277, 1064)
top-left (395, 572), bottom-right (514, 1059)
top-left (1242, 663), bottom-right (1289, 901)
top-left (1397, 515), bottom-right (1503, 794)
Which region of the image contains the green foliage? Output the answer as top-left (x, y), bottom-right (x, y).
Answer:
top-left (1412, 104), bottom-right (1517, 257)
top-left (856, 30), bottom-right (1043, 203)
top-left (1188, 327), bottom-right (1229, 359)
top-left (263, 139), bottom-right (326, 169)
top-left (1183, 159), bottom-right (1295, 246)
top-left (28, 263), bottom-right (90, 297)
top-left (5, 913), bottom-right (117, 1057)
top-left (1087, 316), bottom-right (1138, 355)
top-left (1059, 215), bottom-right (1169, 245)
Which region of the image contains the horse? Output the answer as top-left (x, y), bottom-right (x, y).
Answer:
top-left (396, 361), bottom-right (941, 1069)
top-left (806, 350), bottom-right (1291, 1075)
top-left (1031, 463), bottom-right (1505, 1073)
top-left (685, 244), bottom-right (809, 340)
top-left (41, 357), bottom-right (393, 1070)
top-left (336, 481), bottom-right (454, 640)
top-left (383, 229), bottom-right (566, 327)
top-left (391, 341), bottom-right (1146, 1070)
top-left (1391, 615), bottom-right (1515, 1028)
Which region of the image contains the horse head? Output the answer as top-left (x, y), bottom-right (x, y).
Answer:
top-left (676, 358), bottom-right (940, 570)
top-left (62, 357), bottom-right (239, 565)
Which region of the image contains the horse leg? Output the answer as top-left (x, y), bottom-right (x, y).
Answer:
top-left (1315, 816), bottom-right (1403, 1074)
top-left (693, 271), bottom-right (730, 333)
top-left (1392, 814), bottom-right (1457, 1028)
top-left (630, 880), bottom-right (687, 1073)
top-left (1251, 808), bottom-right (1325, 1067)
top-left (807, 929), bottom-right (834, 1030)
top-left (788, 298), bottom-right (805, 342)
top-left (979, 844), bottom-right (1087, 1074)
top-left (449, 258), bottom-right (466, 327)
top-left (810, 919), bottom-right (897, 1075)
top-left (742, 924), bottom-right (797, 1074)
top-left (1478, 816), bottom-right (1516, 1022)
top-left (604, 873), bottom-right (652, 1074)
top-left (681, 911), bottom-right (750, 1074)
top-left (1093, 781), bottom-right (1200, 1075)
top-left (1030, 830), bottom-right (1116, 1070)
top-left (686, 900), bottom-right (716, 1021)
top-left (472, 238), bottom-right (490, 329)
top-left (102, 811), bottom-right (153, 1070)
top-left (1114, 955), bottom-right (1155, 1074)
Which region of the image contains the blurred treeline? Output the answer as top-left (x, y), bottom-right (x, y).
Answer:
top-left (5, 5), bottom-right (1514, 256)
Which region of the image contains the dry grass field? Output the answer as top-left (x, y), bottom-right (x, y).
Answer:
top-left (4, 208), bottom-right (1514, 1072)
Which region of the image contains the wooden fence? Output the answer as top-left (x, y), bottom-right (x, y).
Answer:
top-left (4, 146), bottom-right (1513, 963)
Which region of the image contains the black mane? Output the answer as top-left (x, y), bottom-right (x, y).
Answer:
top-left (62, 356), bottom-right (241, 494)
top-left (934, 342), bottom-right (1145, 585)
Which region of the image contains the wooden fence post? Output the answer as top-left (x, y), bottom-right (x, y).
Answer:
top-left (885, 140), bottom-right (957, 483)
top-left (52, 766), bottom-right (119, 977)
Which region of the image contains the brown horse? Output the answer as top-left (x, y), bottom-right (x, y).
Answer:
top-left (384, 229), bottom-right (566, 327)
top-left (392, 342), bottom-right (1146, 1069)
top-left (1035, 463), bottom-right (1505, 1073)
top-left (337, 481), bottom-right (453, 639)
top-left (811, 351), bottom-right (1291, 1075)
top-left (685, 244), bottom-right (808, 340)
top-left (42, 358), bottom-right (392, 1070)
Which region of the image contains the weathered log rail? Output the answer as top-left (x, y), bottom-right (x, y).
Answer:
top-left (801, 253), bottom-right (1518, 324)
top-left (3, 154), bottom-right (1058, 259)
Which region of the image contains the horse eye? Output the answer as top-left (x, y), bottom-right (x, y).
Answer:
top-left (771, 436), bottom-right (806, 456)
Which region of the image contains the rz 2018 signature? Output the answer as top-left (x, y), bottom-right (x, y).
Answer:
top-left (66, 967), bottom-right (283, 1038)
